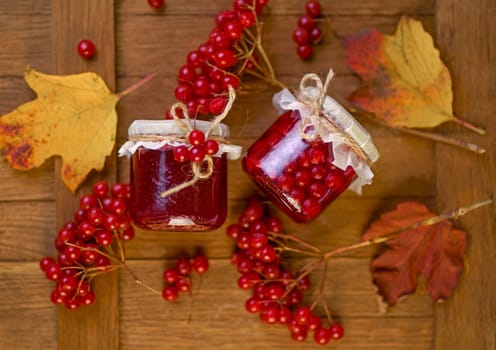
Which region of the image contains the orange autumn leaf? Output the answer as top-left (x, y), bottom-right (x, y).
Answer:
top-left (0, 67), bottom-right (118, 192)
top-left (344, 16), bottom-right (456, 129)
top-left (362, 202), bottom-right (467, 305)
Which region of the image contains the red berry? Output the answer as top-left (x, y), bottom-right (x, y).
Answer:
top-left (39, 256), bottom-right (55, 272)
top-left (121, 227), bottom-right (135, 241)
top-left (309, 26), bottom-right (323, 43)
top-left (245, 297), bottom-right (261, 313)
top-left (177, 64), bottom-right (196, 82)
top-left (215, 10), bottom-right (236, 29)
top-left (265, 217), bottom-right (283, 233)
top-left (148, 0), bottom-right (165, 10)
top-left (81, 291), bottom-right (96, 305)
top-left (176, 258), bottom-right (192, 275)
top-left (221, 74), bottom-right (240, 90)
top-left (174, 84), bottom-right (193, 102)
top-left (237, 271), bottom-right (260, 289)
top-left (189, 145), bottom-right (205, 163)
top-left (226, 224), bottom-right (242, 239)
top-left (175, 277), bottom-right (191, 293)
top-left (188, 129), bottom-right (206, 146)
top-left (163, 268), bottom-right (180, 284)
top-left (95, 230), bottom-right (114, 246)
top-left (187, 50), bottom-right (204, 68)
top-left (192, 77), bottom-right (211, 97)
top-left (329, 323), bottom-right (344, 340)
top-left (237, 10), bottom-right (256, 27)
top-left (173, 145), bottom-right (190, 163)
top-left (204, 139), bottom-right (219, 156)
top-left (224, 21), bottom-right (243, 40)
top-left (65, 296), bottom-right (82, 310)
top-left (298, 15), bottom-right (315, 30)
top-left (292, 27), bottom-right (309, 44)
top-left (45, 264), bottom-right (61, 281)
top-left (162, 286), bottom-right (179, 302)
top-left (297, 43), bottom-right (313, 59)
top-left (209, 97), bottom-right (227, 115)
top-left (314, 327), bottom-right (332, 345)
top-left (294, 306), bottom-right (312, 325)
top-left (325, 172), bottom-right (345, 189)
top-left (77, 39), bottom-right (96, 59)
top-left (92, 181), bottom-right (109, 197)
top-left (309, 182), bottom-right (327, 199)
top-left (306, 0), bottom-right (322, 17)
top-left (308, 315), bottom-right (322, 330)
top-left (192, 255), bottom-right (209, 274)
top-left (79, 194), bottom-right (98, 210)
top-left (214, 49), bottom-right (238, 69)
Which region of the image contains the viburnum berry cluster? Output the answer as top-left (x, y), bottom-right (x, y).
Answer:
top-left (172, 129), bottom-right (219, 163)
top-left (39, 181), bottom-right (134, 310)
top-left (162, 255), bottom-right (210, 302)
top-left (293, 0), bottom-right (325, 59)
top-left (226, 197), bottom-right (344, 345)
top-left (166, 0), bottom-right (284, 119)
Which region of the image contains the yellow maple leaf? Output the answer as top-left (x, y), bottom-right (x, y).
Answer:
top-left (344, 16), bottom-right (482, 133)
top-left (0, 67), bottom-right (118, 192)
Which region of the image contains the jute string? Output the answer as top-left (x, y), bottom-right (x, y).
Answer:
top-left (130, 86), bottom-right (237, 199)
top-left (296, 69), bottom-right (371, 164)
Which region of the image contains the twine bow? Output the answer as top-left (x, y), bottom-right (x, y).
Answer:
top-left (295, 69), bottom-right (370, 164)
top-left (157, 86), bottom-right (237, 198)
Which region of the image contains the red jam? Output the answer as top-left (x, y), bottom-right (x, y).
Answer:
top-left (130, 145), bottom-right (227, 231)
top-left (242, 110), bottom-right (357, 222)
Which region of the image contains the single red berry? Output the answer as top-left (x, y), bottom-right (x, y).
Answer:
top-left (245, 297), bottom-right (261, 313)
top-left (121, 227), bottom-right (135, 241)
top-left (192, 76), bottom-right (211, 97)
top-left (265, 217), bottom-right (283, 233)
top-left (294, 306), bottom-right (313, 325)
top-left (177, 64), bottom-right (196, 82)
top-left (92, 180), bottom-right (109, 197)
top-left (45, 264), bottom-right (61, 281)
top-left (95, 230), bottom-right (114, 246)
top-left (298, 15), bottom-right (315, 30)
top-left (188, 129), bottom-right (206, 146)
top-left (293, 27), bottom-right (310, 44)
top-left (192, 255), bottom-right (209, 274)
top-left (39, 256), bottom-right (55, 272)
top-left (308, 315), bottom-right (322, 330)
top-left (309, 26), bottom-right (323, 43)
top-left (77, 39), bottom-right (96, 59)
top-left (79, 194), bottom-right (98, 210)
top-left (81, 291), bottom-right (96, 305)
top-left (309, 182), bottom-right (327, 199)
top-left (189, 145), bottom-right (206, 163)
top-left (215, 10), bottom-right (236, 29)
top-left (305, 0), bottom-right (322, 17)
top-left (329, 323), bottom-right (344, 340)
top-left (173, 145), bottom-right (190, 163)
top-left (209, 97), bottom-right (227, 115)
top-left (237, 10), bottom-right (256, 27)
top-left (148, 0), bottom-right (165, 10)
top-left (221, 74), bottom-right (240, 90)
top-left (297, 43), bottom-right (313, 59)
top-left (224, 21), bottom-right (243, 40)
top-left (162, 285), bottom-right (179, 302)
top-left (226, 224), bottom-right (242, 239)
top-left (163, 268), bottom-right (180, 284)
top-left (176, 258), bottom-right (192, 275)
top-left (204, 139), bottom-right (219, 156)
top-left (314, 326), bottom-right (332, 345)
top-left (174, 84), bottom-right (193, 102)
top-left (214, 48), bottom-right (238, 69)
top-left (175, 277), bottom-right (191, 293)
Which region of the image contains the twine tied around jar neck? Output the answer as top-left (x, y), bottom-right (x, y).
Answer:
top-left (296, 69), bottom-right (371, 164)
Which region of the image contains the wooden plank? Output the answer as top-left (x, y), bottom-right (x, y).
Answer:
top-left (0, 161), bottom-right (54, 201)
top-left (0, 202), bottom-right (55, 260)
top-left (120, 259), bottom-right (432, 350)
top-left (116, 0), bottom-right (435, 16)
top-left (0, 0), bottom-right (50, 15)
top-left (115, 15), bottom-right (434, 78)
top-left (0, 14), bottom-right (52, 75)
top-left (51, 1), bottom-right (119, 349)
top-left (434, 0), bottom-right (496, 349)
top-left (0, 262), bottom-right (57, 350)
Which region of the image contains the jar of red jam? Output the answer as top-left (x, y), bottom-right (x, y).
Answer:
top-left (119, 120), bottom-right (241, 231)
top-left (242, 87), bottom-right (379, 222)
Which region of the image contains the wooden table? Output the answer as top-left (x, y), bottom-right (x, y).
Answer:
top-left (1, 0), bottom-right (495, 349)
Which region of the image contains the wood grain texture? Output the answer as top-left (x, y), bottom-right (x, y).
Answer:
top-left (120, 260), bottom-right (433, 350)
top-left (0, 262), bottom-right (57, 350)
top-left (51, 0), bottom-right (118, 349)
top-left (434, 0), bottom-right (496, 349)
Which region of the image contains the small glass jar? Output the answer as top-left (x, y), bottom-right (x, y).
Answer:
top-left (120, 120), bottom-right (239, 231)
top-left (242, 93), bottom-right (379, 222)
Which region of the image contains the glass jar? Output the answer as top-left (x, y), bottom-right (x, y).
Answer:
top-left (242, 92), bottom-right (379, 222)
top-left (120, 120), bottom-right (240, 231)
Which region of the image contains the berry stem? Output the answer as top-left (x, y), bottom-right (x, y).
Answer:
top-left (117, 72), bottom-right (157, 98)
top-left (269, 231), bottom-right (322, 253)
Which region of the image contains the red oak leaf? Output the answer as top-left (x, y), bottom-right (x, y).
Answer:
top-left (362, 202), bottom-right (467, 305)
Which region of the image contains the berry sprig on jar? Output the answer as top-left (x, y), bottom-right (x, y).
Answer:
top-left (226, 197), bottom-right (345, 345)
top-left (172, 129), bottom-right (219, 164)
top-left (39, 181), bottom-right (135, 310)
top-left (293, 0), bottom-right (326, 60)
top-left (166, 0), bottom-right (285, 120)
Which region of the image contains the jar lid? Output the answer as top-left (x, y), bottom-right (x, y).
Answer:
top-left (321, 95), bottom-right (379, 163)
top-left (128, 119), bottom-right (231, 138)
